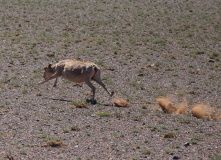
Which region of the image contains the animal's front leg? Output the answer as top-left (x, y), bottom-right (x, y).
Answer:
top-left (38, 73), bottom-right (59, 85)
top-left (38, 80), bottom-right (47, 85)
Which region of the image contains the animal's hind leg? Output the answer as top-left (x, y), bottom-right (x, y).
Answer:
top-left (85, 80), bottom-right (96, 104)
top-left (53, 78), bottom-right (58, 87)
top-left (93, 77), bottom-right (114, 97)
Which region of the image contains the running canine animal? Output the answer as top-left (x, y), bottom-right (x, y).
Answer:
top-left (39, 59), bottom-right (114, 104)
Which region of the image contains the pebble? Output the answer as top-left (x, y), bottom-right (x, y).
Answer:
top-left (184, 142), bottom-right (190, 147)
top-left (151, 64), bottom-right (155, 67)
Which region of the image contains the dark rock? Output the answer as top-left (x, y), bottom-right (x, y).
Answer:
top-left (208, 60), bottom-right (215, 63)
top-left (184, 142), bottom-right (190, 147)
top-left (173, 156), bottom-right (180, 159)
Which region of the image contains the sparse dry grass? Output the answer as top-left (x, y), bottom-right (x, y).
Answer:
top-left (163, 132), bottom-right (176, 138)
top-left (72, 101), bottom-right (87, 108)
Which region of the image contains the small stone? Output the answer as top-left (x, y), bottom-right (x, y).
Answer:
top-left (184, 142), bottom-right (190, 147)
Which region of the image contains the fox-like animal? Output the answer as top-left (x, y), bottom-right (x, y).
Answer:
top-left (39, 59), bottom-right (114, 104)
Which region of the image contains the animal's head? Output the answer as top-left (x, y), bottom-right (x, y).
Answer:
top-left (43, 64), bottom-right (55, 80)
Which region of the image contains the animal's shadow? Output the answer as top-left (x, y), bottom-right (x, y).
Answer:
top-left (43, 97), bottom-right (110, 107)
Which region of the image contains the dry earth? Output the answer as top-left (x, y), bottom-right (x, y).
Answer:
top-left (0, 0), bottom-right (221, 160)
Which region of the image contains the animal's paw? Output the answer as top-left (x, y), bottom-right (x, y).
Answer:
top-left (110, 91), bottom-right (114, 97)
top-left (91, 100), bottom-right (97, 105)
top-left (86, 98), bottom-right (97, 105)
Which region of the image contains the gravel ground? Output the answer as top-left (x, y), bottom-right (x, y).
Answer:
top-left (0, 0), bottom-right (221, 159)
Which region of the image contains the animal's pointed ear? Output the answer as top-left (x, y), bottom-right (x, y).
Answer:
top-left (48, 64), bottom-right (52, 69)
